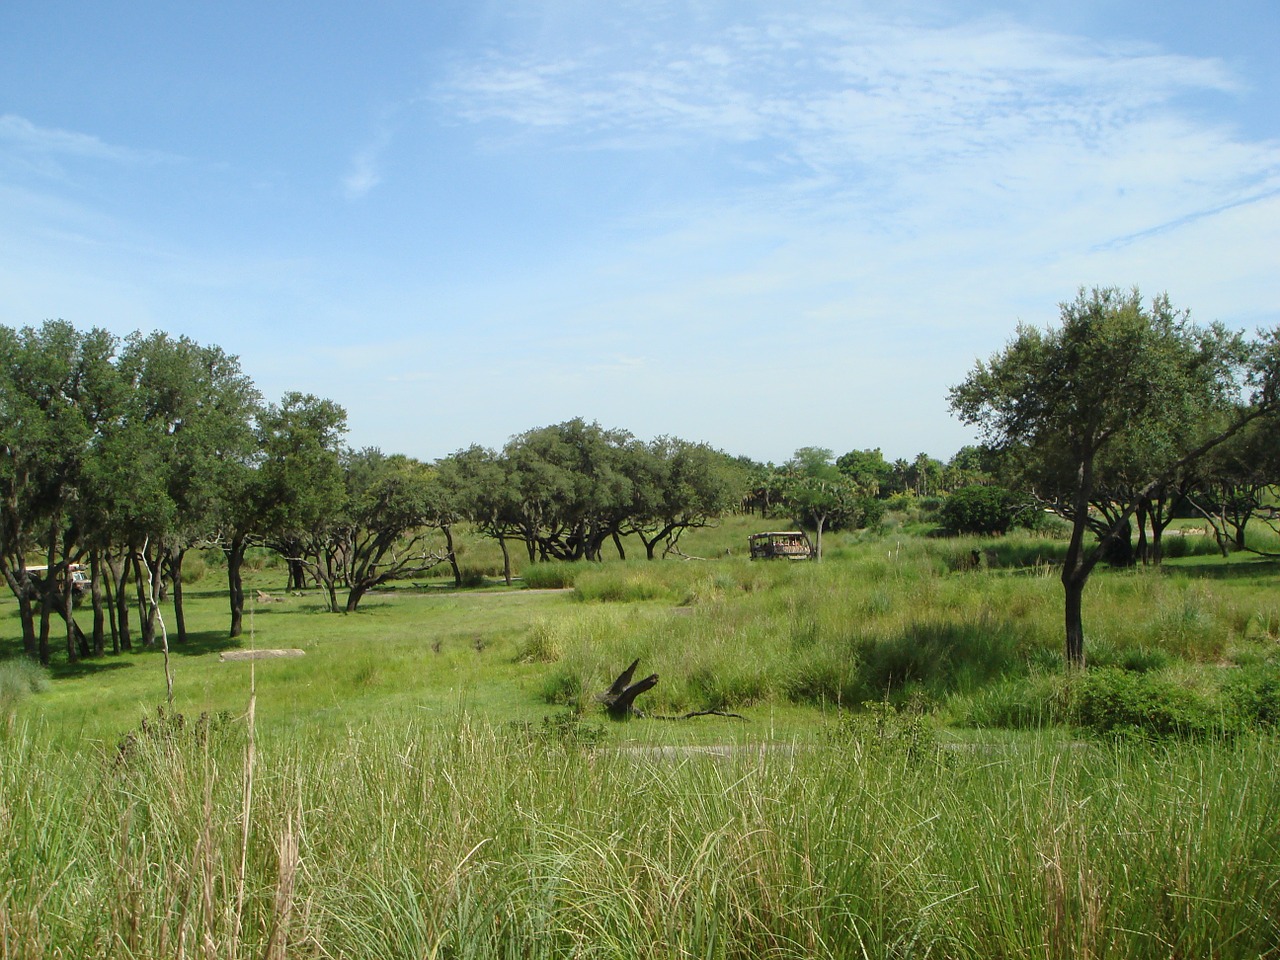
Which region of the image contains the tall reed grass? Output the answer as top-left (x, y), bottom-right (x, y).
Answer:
top-left (3, 715), bottom-right (1277, 958)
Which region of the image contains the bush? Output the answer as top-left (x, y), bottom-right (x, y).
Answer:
top-left (179, 552), bottom-right (207, 584)
top-left (828, 700), bottom-right (939, 763)
top-left (458, 565), bottom-right (489, 588)
top-left (1225, 661), bottom-right (1280, 726)
top-left (950, 674), bottom-right (1070, 729)
top-left (1070, 668), bottom-right (1232, 740)
top-left (939, 485), bottom-right (1022, 535)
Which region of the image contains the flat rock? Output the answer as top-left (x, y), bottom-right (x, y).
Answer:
top-left (219, 648), bottom-right (306, 662)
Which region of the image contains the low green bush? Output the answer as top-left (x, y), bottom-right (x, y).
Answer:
top-left (458, 565), bottom-right (490, 588)
top-left (1070, 668), bottom-right (1232, 740)
top-left (949, 673), bottom-right (1070, 729)
top-left (939, 485), bottom-right (1022, 535)
top-left (1225, 660), bottom-right (1280, 727)
top-left (827, 699), bottom-right (940, 763)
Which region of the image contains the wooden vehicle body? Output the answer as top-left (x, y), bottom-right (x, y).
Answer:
top-left (748, 531), bottom-right (814, 560)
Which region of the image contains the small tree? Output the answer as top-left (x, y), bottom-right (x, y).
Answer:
top-left (776, 448), bottom-right (866, 560)
top-left (950, 287), bottom-right (1274, 666)
top-left (332, 449), bottom-right (450, 612)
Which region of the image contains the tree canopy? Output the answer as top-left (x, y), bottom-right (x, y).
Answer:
top-left (950, 286), bottom-right (1277, 665)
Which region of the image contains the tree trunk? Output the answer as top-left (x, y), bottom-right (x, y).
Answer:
top-left (63, 564), bottom-right (81, 663)
top-left (90, 549), bottom-right (106, 656)
top-left (109, 552), bottom-right (131, 651)
top-left (1136, 499), bottom-right (1151, 565)
top-left (287, 556), bottom-right (306, 592)
top-left (498, 535), bottom-right (512, 586)
top-left (442, 524), bottom-right (462, 587)
top-left (345, 585), bottom-right (366, 613)
top-left (1063, 573), bottom-right (1086, 668)
top-left (226, 534), bottom-right (247, 638)
top-left (132, 551), bottom-right (157, 646)
top-left (168, 546), bottom-right (187, 644)
top-left (3, 565), bottom-right (40, 660)
top-left (612, 531), bottom-right (626, 561)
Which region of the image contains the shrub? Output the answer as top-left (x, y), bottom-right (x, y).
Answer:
top-left (950, 674), bottom-right (1071, 729)
top-left (179, 552), bottom-right (207, 584)
top-left (1225, 661), bottom-right (1280, 726)
top-left (507, 711), bottom-right (607, 748)
top-left (828, 700), bottom-right (939, 763)
top-left (458, 565), bottom-right (489, 588)
top-left (939, 485), bottom-right (1021, 535)
top-left (1070, 668), bottom-right (1232, 740)
top-left (857, 496), bottom-right (886, 532)
top-left (114, 705), bottom-right (236, 766)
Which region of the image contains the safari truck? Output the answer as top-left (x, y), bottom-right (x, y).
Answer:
top-left (21, 563), bottom-right (90, 605)
top-left (748, 531), bottom-right (815, 560)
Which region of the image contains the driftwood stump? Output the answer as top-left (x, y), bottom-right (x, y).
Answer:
top-left (596, 659), bottom-right (658, 720)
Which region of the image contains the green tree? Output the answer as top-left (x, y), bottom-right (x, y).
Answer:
top-left (835, 447), bottom-right (893, 495)
top-left (938, 485), bottom-right (1023, 535)
top-left (117, 332), bottom-right (260, 639)
top-left (625, 438), bottom-right (746, 560)
top-left (436, 445), bottom-right (523, 584)
top-left (777, 448), bottom-right (864, 560)
top-left (950, 287), bottom-right (1272, 666)
top-left (503, 420), bottom-right (636, 562)
top-left (1186, 415), bottom-right (1280, 555)
top-left (0, 321), bottom-right (118, 663)
top-left (255, 392), bottom-right (348, 593)
top-left (332, 449), bottom-right (449, 612)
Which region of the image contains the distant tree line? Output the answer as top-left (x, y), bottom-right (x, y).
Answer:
top-left (0, 322), bottom-right (759, 663)
top-left (7, 286), bottom-right (1279, 669)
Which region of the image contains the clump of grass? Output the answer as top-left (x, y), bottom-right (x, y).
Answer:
top-left (0, 657), bottom-right (49, 715)
top-left (521, 561), bottom-right (593, 590)
top-left (827, 699), bottom-right (940, 764)
top-left (948, 672), bottom-right (1071, 729)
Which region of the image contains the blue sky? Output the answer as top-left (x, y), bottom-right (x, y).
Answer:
top-left (2, 1), bottom-right (1277, 464)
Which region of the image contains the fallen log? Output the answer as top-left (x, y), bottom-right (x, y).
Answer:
top-left (594, 660), bottom-right (747, 722)
top-left (596, 658), bottom-right (659, 720)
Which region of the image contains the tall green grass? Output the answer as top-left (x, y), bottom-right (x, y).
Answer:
top-left (3, 715), bottom-right (1277, 958)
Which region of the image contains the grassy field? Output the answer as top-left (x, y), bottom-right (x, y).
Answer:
top-left (3, 516), bottom-right (1280, 957)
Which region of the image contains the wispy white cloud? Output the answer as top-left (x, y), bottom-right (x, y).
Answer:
top-left (343, 129), bottom-right (392, 200)
top-left (0, 113), bottom-right (172, 172)
top-left (431, 8), bottom-right (1277, 300)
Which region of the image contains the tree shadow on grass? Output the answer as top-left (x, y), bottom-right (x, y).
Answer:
top-left (48, 658), bottom-right (134, 680)
top-left (1166, 557), bottom-right (1280, 582)
top-left (165, 629), bottom-right (242, 658)
top-left (46, 629), bottom-right (243, 679)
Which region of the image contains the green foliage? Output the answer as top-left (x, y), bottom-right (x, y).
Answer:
top-left (949, 673), bottom-right (1071, 729)
top-left (507, 711), bottom-right (608, 748)
top-left (1069, 668), bottom-right (1232, 741)
top-left (949, 286), bottom-right (1269, 665)
top-left (521, 561), bottom-right (591, 589)
top-left (7, 716), bottom-right (1280, 958)
top-left (939, 484), bottom-right (1022, 535)
top-left (1225, 660), bottom-right (1280, 727)
top-left (827, 699), bottom-right (940, 763)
